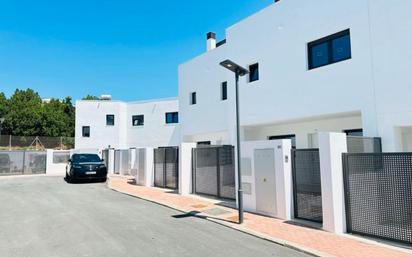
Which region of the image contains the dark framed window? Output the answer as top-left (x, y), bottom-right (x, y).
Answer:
top-left (166, 112), bottom-right (179, 124)
top-left (106, 114), bottom-right (115, 126)
top-left (344, 129), bottom-right (363, 137)
top-left (132, 115), bottom-right (144, 126)
top-left (190, 92), bottom-right (197, 105)
top-left (221, 82), bottom-right (228, 101)
top-left (197, 141), bottom-right (211, 146)
top-left (269, 134), bottom-right (296, 148)
top-left (82, 126), bottom-right (90, 138)
top-left (249, 63), bottom-right (259, 82)
top-left (308, 29), bottom-right (351, 70)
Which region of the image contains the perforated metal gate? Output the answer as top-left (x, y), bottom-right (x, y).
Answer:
top-left (292, 149), bottom-right (322, 223)
top-left (192, 145), bottom-right (235, 200)
top-left (154, 147), bottom-right (179, 190)
top-left (343, 153), bottom-right (412, 244)
top-left (114, 150), bottom-right (130, 175)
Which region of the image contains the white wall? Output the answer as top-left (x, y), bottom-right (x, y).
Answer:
top-left (75, 100), bottom-right (127, 150)
top-left (179, 0), bottom-right (412, 152)
top-left (75, 98), bottom-right (180, 151)
top-left (126, 98), bottom-right (180, 148)
top-left (244, 113), bottom-right (362, 149)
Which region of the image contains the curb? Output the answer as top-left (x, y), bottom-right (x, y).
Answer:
top-left (107, 179), bottom-right (332, 257)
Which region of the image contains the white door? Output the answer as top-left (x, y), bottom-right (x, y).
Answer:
top-left (254, 149), bottom-right (277, 217)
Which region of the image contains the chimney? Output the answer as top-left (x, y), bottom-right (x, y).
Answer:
top-left (207, 32), bottom-right (216, 51)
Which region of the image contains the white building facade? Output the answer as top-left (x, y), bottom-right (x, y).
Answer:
top-left (75, 98), bottom-right (180, 150)
top-left (179, 0), bottom-right (412, 152)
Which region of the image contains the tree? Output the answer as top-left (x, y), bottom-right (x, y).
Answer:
top-left (3, 89), bottom-right (43, 136)
top-left (0, 92), bottom-right (7, 118)
top-left (0, 89), bottom-right (76, 137)
top-left (82, 95), bottom-right (99, 100)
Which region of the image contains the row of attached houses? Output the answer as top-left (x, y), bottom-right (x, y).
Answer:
top-left (75, 0), bottom-right (412, 245)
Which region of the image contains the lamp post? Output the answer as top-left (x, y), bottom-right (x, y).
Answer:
top-left (220, 59), bottom-right (248, 224)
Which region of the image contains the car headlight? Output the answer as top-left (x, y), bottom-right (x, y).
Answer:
top-left (73, 165), bottom-right (82, 169)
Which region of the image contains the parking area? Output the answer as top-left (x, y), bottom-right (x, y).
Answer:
top-left (0, 176), bottom-right (308, 257)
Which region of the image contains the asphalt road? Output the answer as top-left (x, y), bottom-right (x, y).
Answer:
top-left (0, 176), bottom-right (309, 257)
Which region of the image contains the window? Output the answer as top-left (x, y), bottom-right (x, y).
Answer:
top-left (221, 82), bottom-right (228, 100)
top-left (166, 112), bottom-right (179, 124)
top-left (190, 92), bottom-right (197, 105)
top-left (197, 141), bottom-right (211, 146)
top-left (308, 29), bottom-right (351, 70)
top-left (268, 134), bottom-right (296, 148)
top-left (249, 63), bottom-right (259, 82)
top-left (344, 129), bottom-right (363, 137)
top-left (106, 114), bottom-right (115, 126)
top-left (132, 115), bottom-right (144, 126)
top-left (82, 126), bottom-right (90, 138)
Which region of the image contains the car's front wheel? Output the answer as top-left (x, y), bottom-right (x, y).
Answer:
top-left (65, 172), bottom-right (72, 183)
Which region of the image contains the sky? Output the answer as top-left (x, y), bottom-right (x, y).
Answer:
top-left (0, 0), bottom-right (272, 101)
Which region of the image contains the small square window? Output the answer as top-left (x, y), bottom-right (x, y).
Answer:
top-left (82, 126), bottom-right (90, 138)
top-left (106, 115), bottom-right (115, 126)
top-left (166, 112), bottom-right (179, 124)
top-left (221, 82), bottom-right (228, 101)
top-left (190, 92), bottom-right (197, 105)
top-left (249, 63), bottom-right (259, 82)
top-left (132, 115), bottom-right (144, 126)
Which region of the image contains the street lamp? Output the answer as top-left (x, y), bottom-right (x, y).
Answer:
top-left (220, 59), bottom-right (249, 224)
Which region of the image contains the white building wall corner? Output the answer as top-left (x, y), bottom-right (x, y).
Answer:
top-left (319, 132), bottom-right (348, 234)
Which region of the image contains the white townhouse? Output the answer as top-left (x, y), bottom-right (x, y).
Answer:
top-left (178, 0), bottom-right (412, 152)
top-left (75, 97), bottom-right (180, 151)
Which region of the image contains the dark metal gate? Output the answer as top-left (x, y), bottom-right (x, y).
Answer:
top-left (192, 145), bottom-right (235, 200)
top-left (292, 149), bottom-right (323, 223)
top-left (0, 150), bottom-right (46, 176)
top-left (154, 147), bottom-right (179, 190)
top-left (343, 153), bottom-right (412, 244)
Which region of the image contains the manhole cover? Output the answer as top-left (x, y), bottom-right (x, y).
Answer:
top-left (202, 208), bottom-right (231, 216)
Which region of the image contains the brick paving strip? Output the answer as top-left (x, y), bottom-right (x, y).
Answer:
top-left (108, 176), bottom-right (412, 257)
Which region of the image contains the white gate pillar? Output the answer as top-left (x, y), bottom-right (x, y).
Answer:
top-left (275, 139), bottom-right (293, 220)
top-left (319, 132), bottom-right (348, 234)
top-left (179, 143), bottom-right (196, 195)
top-left (108, 148), bottom-right (115, 175)
top-left (145, 147), bottom-right (154, 187)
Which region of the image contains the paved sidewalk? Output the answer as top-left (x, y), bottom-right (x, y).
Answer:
top-left (109, 176), bottom-right (412, 257)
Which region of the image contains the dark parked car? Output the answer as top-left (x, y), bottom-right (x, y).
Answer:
top-left (65, 154), bottom-right (107, 183)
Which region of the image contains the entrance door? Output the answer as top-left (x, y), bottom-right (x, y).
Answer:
top-left (254, 149), bottom-right (277, 217)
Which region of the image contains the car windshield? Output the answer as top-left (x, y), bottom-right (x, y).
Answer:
top-left (72, 154), bottom-right (101, 163)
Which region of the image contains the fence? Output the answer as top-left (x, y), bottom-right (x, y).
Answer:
top-left (192, 145), bottom-right (236, 200)
top-left (0, 135), bottom-right (74, 150)
top-left (343, 153), bottom-right (412, 244)
top-left (0, 150), bottom-right (47, 176)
